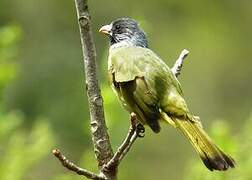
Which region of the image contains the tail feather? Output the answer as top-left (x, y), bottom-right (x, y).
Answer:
top-left (172, 117), bottom-right (235, 171)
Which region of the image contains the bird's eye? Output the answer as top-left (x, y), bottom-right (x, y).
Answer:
top-left (115, 25), bottom-right (120, 30)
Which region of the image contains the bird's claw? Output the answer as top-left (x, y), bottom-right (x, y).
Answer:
top-left (130, 112), bottom-right (145, 138)
top-left (136, 124), bottom-right (145, 138)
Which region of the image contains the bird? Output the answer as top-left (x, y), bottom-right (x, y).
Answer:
top-left (99, 17), bottom-right (235, 171)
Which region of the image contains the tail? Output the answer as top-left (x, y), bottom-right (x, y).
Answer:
top-left (173, 117), bottom-right (235, 171)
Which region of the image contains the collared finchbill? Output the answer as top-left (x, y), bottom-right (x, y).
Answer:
top-left (99, 24), bottom-right (112, 35)
top-left (102, 17), bottom-right (235, 171)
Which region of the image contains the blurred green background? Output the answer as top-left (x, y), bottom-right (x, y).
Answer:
top-left (0, 0), bottom-right (251, 179)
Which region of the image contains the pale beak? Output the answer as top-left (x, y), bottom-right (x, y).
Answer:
top-left (99, 24), bottom-right (112, 35)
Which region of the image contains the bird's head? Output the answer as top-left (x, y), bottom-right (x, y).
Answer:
top-left (99, 17), bottom-right (148, 48)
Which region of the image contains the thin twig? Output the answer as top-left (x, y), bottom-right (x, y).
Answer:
top-left (103, 113), bottom-right (138, 171)
top-left (52, 149), bottom-right (105, 180)
top-left (172, 49), bottom-right (189, 77)
top-left (118, 130), bottom-right (138, 162)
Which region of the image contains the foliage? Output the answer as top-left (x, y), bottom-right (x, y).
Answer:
top-left (0, 25), bottom-right (54, 180)
top-left (0, 25), bottom-right (21, 108)
top-left (0, 113), bottom-right (54, 180)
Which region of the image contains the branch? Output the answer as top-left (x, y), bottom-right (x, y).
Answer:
top-left (74, 0), bottom-right (114, 169)
top-left (52, 114), bottom-right (139, 179)
top-left (103, 113), bottom-right (138, 171)
top-left (52, 149), bottom-right (105, 180)
top-left (53, 0), bottom-right (116, 179)
top-left (171, 49), bottom-right (189, 77)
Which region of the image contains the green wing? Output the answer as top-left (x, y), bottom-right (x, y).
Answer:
top-left (108, 46), bottom-right (181, 90)
top-left (108, 46), bottom-right (190, 132)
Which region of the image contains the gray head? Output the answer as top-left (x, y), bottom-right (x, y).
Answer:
top-left (99, 17), bottom-right (148, 48)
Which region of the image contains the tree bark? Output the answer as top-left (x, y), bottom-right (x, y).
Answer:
top-left (74, 0), bottom-right (115, 178)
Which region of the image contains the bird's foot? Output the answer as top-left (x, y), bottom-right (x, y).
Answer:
top-left (130, 112), bottom-right (145, 138)
top-left (136, 124), bottom-right (145, 138)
